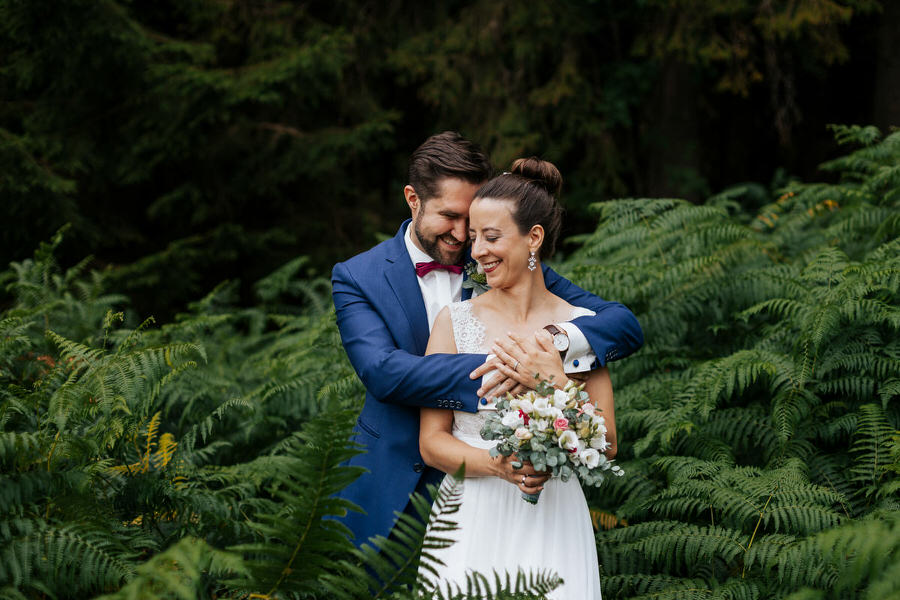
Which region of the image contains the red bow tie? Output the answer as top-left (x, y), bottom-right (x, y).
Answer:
top-left (415, 261), bottom-right (464, 277)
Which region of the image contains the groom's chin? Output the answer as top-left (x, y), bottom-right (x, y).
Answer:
top-left (441, 248), bottom-right (465, 265)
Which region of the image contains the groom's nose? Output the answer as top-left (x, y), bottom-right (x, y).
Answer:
top-left (448, 219), bottom-right (467, 244)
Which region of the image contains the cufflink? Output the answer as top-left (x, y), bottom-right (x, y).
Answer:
top-left (573, 359), bottom-right (579, 368)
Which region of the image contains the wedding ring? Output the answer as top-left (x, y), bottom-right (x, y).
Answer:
top-left (513, 360), bottom-right (520, 372)
top-left (521, 475), bottom-right (527, 485)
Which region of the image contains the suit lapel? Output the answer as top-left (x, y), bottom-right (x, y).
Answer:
top-left (384, 222), bottom-right (430, 355)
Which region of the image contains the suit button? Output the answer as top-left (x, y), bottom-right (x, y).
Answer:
top-left (413, 462), bottom-right (424, 472)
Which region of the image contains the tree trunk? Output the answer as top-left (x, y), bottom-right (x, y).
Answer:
top-left (873, 1), bottom-right (900, 131)
top-left (643, 59), bottom-right (705, 201)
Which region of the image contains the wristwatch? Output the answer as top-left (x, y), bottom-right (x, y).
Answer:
top-left (543, 324), bottom-right (570, 358)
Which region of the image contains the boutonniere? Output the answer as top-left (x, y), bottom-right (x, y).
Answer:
top-left (462, 262), bottom-right (490, 296)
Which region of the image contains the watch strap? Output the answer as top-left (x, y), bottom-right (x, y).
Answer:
top-left (543, 324), bottom-right (568, 356)
top-left (544, 324), bottom-right (563, 337)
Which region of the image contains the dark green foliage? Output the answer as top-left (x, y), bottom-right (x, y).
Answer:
top-left (0, 223), bottom-right (560, 598)
top-left (226, 409), bottom-right (365, 597)
top-left (1, 126), bottom-right (897, 598)
top-left (569, 130), bottom-right (899, 599)
top-left (1, 0), bottom-right (888, 321)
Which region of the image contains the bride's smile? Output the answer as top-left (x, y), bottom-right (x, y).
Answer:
top-left (481, 259), bottom-right (501, 272)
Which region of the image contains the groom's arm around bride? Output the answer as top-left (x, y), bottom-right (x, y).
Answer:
top-left (330, 131), bottom-right (643, 547)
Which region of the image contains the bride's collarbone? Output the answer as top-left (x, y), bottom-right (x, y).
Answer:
top-left (471, 299), bottom-right (574, 337)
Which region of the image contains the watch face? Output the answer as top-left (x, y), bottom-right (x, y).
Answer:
top-left (553, 333), bottom-right (568, 351)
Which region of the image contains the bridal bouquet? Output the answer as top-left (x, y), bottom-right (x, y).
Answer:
top-left (480, 379), bottom-right (623, 504)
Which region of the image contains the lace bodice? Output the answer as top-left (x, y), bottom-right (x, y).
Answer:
top-left (446, 301), bottom-right (595, 441)
top-left (449, 302), bottom-right (486, 354)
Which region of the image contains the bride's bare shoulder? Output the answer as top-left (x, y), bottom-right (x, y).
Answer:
top-left (466, 291), bottom-right (497, 313)
top-left (548, 294), bottom-right (578, 320)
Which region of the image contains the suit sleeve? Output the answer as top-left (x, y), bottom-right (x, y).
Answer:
top-left (543, 265), bottom-right (644, 366)
top-left (332, 261), bottom-right (484, 412)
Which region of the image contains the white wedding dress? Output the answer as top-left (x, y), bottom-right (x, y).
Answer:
top-left (421, 301), bottom-right (602, 599)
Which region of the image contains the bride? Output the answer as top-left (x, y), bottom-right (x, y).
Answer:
top-left (418, 158), bottom-right (617, 598)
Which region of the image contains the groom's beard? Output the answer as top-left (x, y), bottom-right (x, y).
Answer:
top-left (414, 219), bottom-right (467, 266)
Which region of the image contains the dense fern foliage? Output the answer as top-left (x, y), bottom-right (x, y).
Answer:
top-left (563, 126), bottom-right (900, 599)
top-left (1, 127), bottom-right (897, 598)
top-left (0, 230), bottom-right (549, 598)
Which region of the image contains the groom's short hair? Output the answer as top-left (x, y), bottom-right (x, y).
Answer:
top-left (408, 132), bottom-right (492, 202)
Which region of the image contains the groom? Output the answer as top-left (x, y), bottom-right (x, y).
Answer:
top-left (331, 131), bottom-right (643, 546)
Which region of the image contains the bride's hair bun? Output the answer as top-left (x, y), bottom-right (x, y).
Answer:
top-left (509, 157), bottom-right (562, 197)
top-left (473, 156), bottom-right (564, 259)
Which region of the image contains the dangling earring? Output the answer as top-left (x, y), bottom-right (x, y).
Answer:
top-left (528, 250), bottom-right (537, 272)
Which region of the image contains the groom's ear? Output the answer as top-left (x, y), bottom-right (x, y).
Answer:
top-left (404, 185), bottom-right (420, 217)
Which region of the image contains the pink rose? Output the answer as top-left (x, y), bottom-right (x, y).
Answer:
top-left (554, 417), bottom-right (569, 431)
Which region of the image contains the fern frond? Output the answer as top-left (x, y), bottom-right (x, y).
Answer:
top-left (849, 403), bottom-right (895, 502)
top-left (93, 537), bottom-right (245, 600)
top-left (225, 409), bottom-right (364, 597)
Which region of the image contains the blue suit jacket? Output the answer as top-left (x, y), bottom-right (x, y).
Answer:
top-left (331, 220), bottom-right (643, 545)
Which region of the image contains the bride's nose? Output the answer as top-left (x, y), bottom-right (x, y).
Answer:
top-left (470, 235), bottom-right (487, 259)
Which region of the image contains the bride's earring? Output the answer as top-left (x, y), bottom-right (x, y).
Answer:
top-left (528, 250), bottom-right (537, 272)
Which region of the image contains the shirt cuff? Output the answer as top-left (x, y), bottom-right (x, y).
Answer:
top-left (557, 322), bottom-right (597, 374)
top-left (477, 354), bottom-right (500, 411)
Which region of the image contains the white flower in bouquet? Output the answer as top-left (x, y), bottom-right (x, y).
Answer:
top-left (514, 427), bottom-right (533, 441)
top-left (552, 388), bottom-right (570, 408)
top-left (578, 448), bottom-right (601, 469)
top-left (580, 403), bottom-right (596, 416)
top-left (589, 436), bottom-right (609, 451)
top-left (557, 430), bottom-right (579, 451)
top-left (571, 438), bottom-right (585, 456)
top-left (533, 397), bottom-right (554, 417)
top-left (501, 411), bottom-right (524, 429)
top-left (532, 418), bottom-right (550, 432)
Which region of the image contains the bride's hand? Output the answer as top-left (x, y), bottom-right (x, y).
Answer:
top-left (491, 330), bottom-right (567, 390)
top-left (494, 454), bottom-right (549, 494)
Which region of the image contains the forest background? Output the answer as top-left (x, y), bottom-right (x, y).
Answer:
top-left (1, 1), bottom-right (899, 599)
top-left (3, 0), bottom-right (899, 317)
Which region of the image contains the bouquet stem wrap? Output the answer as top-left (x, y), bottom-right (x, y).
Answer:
top-left (522, 490), bottom-right (542, 504)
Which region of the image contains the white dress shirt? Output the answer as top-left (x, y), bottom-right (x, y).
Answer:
top-left (405, 225), bottom-right (463, 331)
